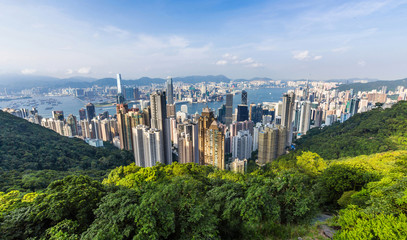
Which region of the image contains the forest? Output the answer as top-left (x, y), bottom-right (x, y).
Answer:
top-left (0, 102), bottom-right (407, 239)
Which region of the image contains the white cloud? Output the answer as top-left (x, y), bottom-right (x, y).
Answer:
top-left (21, 68), bottom-right (37, 74)
top-left (293, 50), bottom-right (310, 60)
top-left (358, 60), bottom-right (366, 67)
top-left (78, 67), bottom-right (91, 74)
top-left (217, 54), bottom-right (263, 68)
top-left (293, 50), bottom-right (322, 61)
top-left (216, 60), bottom-right (228, 65)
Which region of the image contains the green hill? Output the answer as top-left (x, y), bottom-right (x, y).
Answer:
top-left (335, 78), bottom-right (407, 92)
top-left (292, 101), bottom-right (407, 160)
top-left (0, 110), bottom-right (133, 191)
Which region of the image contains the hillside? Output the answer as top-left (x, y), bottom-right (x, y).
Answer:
top-left (292, 101), bottom-right (407, 160)
top-left (335, 78), bottom-right (407, 92)
top-left (0, 110), bottom-right (133, 191)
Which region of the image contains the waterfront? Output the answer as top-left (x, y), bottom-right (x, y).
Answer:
top-left (0, 87), bottom-right (292, 118)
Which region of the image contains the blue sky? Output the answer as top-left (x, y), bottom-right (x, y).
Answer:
top-left (0, 0), bottom-right (406, 80)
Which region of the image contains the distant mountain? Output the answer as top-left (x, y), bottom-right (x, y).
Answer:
top-left (335, 78), bottom-right (407, 92)
top-left (0, 74), bottom-right (233, 90)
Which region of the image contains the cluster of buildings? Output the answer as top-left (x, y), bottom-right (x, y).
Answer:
top-left (3, 74), bottom-right (406, 174)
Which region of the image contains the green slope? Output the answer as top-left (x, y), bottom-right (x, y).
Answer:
top-left (293, 101), bottom-right (407, 160)
top-left (0, 110), bottom-right (133, 191)
top-left (335, 78), bottom-right (407, 92)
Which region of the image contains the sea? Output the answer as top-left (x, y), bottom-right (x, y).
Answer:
top-left (0, 87), bottom-right (292, 118)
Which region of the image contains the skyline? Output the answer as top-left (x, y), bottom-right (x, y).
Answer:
top-left (1, 0), bottom-right (406, 80)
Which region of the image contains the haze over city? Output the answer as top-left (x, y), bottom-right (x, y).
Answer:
top-left (1, 0), bottom-right (406, 80)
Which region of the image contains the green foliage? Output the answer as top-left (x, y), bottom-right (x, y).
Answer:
top-left (0, 111), bottom-right (133, 192)
top-left (335, 206), bottom-right (407, 240)
top-left (296, 151), bottom-right (327, 176)
top-left (291, 101), bottom-right (407, 160)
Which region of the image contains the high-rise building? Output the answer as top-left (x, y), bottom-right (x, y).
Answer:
top-left (299, 101), bottom-right (311, 135)
top-left (204, 120), bottom-right (225, 169)
top-left (79, 108), bottom-right (87, 121)
top-left (232, 130), bottom-right (252, 160)
top-left (166, 77), bottom-right (174, 105)
top-left (132, 125), bottom-right (165, 167)
top-left (80, 120), bottom-right (91, 139)
top-left (86, 103), bottom-right (95, 121)
top-left (257, 125), bottom-right (287, 165)
top-left (66, 114), bottom-right (78, 136)
top-left (281, 92), bottom-right (295, 146)
top-left (100, 119), bottom-right (112, 141)
top-left (217, 104), bottom-right (226, 124)
top-left (150, 91), bottom-right (172, 165)
top-left (116, 73), bottom-right (122, 94)
top-left (249, 104), bottom-right (263, 123)
top-left (198, 107), bottom-right (216, 164)
top-left (241, 90), bottom-right (248, 105)
top-left (132, 125), bottom-right (147, 167)
top-left (52, 111), bottom-right (64, 121)
top-left (116, 104), bottom-right (133, 150)
top-left (225, 93), bottom-right (233, 125)
top-left (167, 104), bottom-right (176, 118)
top-left (116, 73), bottom-right (125, 104)
top-left (237, 104), bottom-right (249, 121)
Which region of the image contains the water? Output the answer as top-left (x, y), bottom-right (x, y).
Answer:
top-left (0, 87), bottom-right (291, 118)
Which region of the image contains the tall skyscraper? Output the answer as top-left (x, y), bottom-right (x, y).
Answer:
top-left (232, 130), bottom-right (252, 161)
top-left (204, 120), bottom-right (225, 170)
top-left (299, 101), bottom-right (311, 135)
top-left (281, 92), bottom-right (295, 146)
top-left (225, 93), bottom-right (233, 125)
top-left (237, 104), bottom-right (249, 121)
top-left (166, 77), bottom-right (174, 105)
top-left (117, 73), bottom-right (122, 94)
top-left (241, 90), bottom-right (248, 105)
top-left (116, 73), bottom-right (125, 104)
top-left (150, 91), bottom-right (172, 165)
top-left (79, 108), bottom-right (87, 121)
top-left (66, 114), bottom-right (78, 136)
top-left (258, 125), bottom-right (286, 165)
top-left (86, 103), bottom-right (95, 121)
top-left (198, 107), bottom-right (216, 164)
top-left (116, 104), bottom-right (133, 150)
top-left (249, 104), bottom-right (263, 123)
top-left (132, 125), bottom-right (165, 167)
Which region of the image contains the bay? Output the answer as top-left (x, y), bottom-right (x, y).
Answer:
top-left (0, 87), bottom-right (291, 118)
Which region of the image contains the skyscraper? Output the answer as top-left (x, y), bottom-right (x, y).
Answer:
top-left (86, 103), bottom-right (95, 121)
top-left (116, 104), bottom-right (133, 150)
top-left (198, 107), bottom-right (216, 164)
top-left (225, 93), bottom-right (233, 125)
top-left (299, 101), bottom-right (311, 135)
top-left (241, 90), bottom-right (248, 105)
top-left (232, 130), bottom-right (252, 160)
top-left (116, 73), bottom-right (125, 104)
top-left (281, 92), bottom-right (295, 146)
top-left (66, 114), bottom-right (78, 136)
top-left (79, 108), bottom-right (87, 121)
top-left (237, 104), bottom-right (249, 121)
top-left (150, 91), bottom-right (172, 165)
top-left (204, 120), bottom-right (225, 170)
top-left (117, 73), bottom-right (122, 94)
top-left (166, 77), bottom-right (174, 105)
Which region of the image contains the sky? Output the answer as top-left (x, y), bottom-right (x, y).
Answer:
top-left (0, 0), bottom-right (406, 80)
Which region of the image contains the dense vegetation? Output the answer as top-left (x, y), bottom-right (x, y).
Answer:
top-left (335, 78), bottom-right (407, 92)
top-left (0, 110), bottom-right (133, 192)
top-left (292, 101), bottom-right (407, 160)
